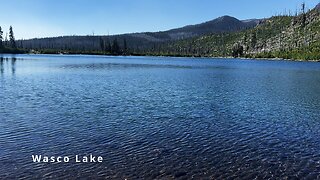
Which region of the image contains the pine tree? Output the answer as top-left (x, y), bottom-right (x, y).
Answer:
top-left (0, 26), bottom-right (3, 48)
top-left (99, 37), bottom-right (105, 52)
top-left (112, 38), bottom-right (120, 54)
top-left (123, 38), bottom-right (128, 55)
top-left (4, 33), bottom-right (8, 47)
top-left (9, 26), bottom-right (16, 49)
top-left (250, 31), bottom-right (257, 49)
top-left (106, 39), bottom-right (111, 53)
top-left (301, 2), bottom-right (306, 27)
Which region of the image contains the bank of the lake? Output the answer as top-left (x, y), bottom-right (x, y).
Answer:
top-left (5, 50), bottom-right (320, 62)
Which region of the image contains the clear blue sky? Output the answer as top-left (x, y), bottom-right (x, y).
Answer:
top-left (0, 0), bottom-right (319, 39)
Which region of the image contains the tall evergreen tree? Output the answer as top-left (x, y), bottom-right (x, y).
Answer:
top-left (123, 38), bottom-right (128, 54)
top-left (112, 38), bottom-right (120, 54)
top-left (301, 2), bottom-right (306, 27)
top-left (0, 26), bottom-right (3, 48)
top-left (105, 39), bottom-right (111, 53)
top-left (232, 43), bottom-right (244, 57)
top-left (250, 31), bottom-right (257, 49)
top-left (4, 33), bottom-right (8, 47)
top-left (99, 37), bottom-right (105, 52)
top-left (9, 26), bottom-right (16, 49)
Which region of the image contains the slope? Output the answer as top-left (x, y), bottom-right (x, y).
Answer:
top-left (156, 4), bottom-right (320, 60)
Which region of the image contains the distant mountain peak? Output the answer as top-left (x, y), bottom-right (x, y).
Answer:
top-left (160, 15), bottom-right (257, 40)
top-left (216, 15), bottom-right (237, 20)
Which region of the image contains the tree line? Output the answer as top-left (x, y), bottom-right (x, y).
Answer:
top-left (18, 36), bottom-right (131, 55)
top-left (0, 25), bottom-right (132, 55)
top-left (0, 26), bottom-right (17, 52)
top-left (98, 37), bottom-right (128, 55)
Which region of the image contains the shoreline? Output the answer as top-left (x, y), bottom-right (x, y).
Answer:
top-left (1, 52), bottom-right (319, 62)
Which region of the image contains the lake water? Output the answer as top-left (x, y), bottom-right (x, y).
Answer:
top-left (1, 54), bottom-right (320, 179)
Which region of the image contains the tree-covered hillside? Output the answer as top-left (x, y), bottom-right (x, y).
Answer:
top-left (18, 15), bottom-right (257, 55)
top-left (152, 3), bottom-right (320, 60)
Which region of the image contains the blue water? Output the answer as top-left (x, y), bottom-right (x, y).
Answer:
top-left (1, 54), bottom-right (320, 179)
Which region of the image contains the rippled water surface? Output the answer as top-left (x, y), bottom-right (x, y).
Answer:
top-left (1, 54), bottom-right (320, 179)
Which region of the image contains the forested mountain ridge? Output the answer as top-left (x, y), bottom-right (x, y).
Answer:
top-left (3, 3), bottom-right (319, 60)
top-left (18, 16), bottom-right (259, 53)
top-left (154, 3), bottom-right (320, 60)
top-left (161, 15), bottom-right (259, 39)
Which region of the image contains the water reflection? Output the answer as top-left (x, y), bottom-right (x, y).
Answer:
top-left (11, 56), bottom-right (16, 75)
top-left (0, 56), bottom-right (3, 74)
top-left (0, 55), bottom-right (17, 75)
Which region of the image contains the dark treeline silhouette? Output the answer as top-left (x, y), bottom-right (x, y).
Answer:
top-left (19, 36), bottom-right (135, 55)
top-left (98, 37), bottom-right (128, 55)
top-left (0, 26), bottom-right (22, 53)
top-left (0, 26), bottom-right (3, 49)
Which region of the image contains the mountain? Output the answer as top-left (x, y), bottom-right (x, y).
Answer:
top-left (19, 16), bottom-right (259, 52)
top-left (154, 3), bottom-right (320, 60)
top-left (162, 15), bottom-right (259, 40)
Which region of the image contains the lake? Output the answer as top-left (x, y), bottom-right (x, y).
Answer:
top-left (1, 54), bottom-right (320, 179)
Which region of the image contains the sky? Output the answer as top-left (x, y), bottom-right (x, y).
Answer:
top-left (0, 0), bottom-right (319, 39)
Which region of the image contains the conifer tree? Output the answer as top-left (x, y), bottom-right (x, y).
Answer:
top-left (9, 26), bottom-right (16, 49)
top-left (0, 26), bottom-right (3, 48)
top-left (301, 2), bottom-right (306, 27)
top-left (112, 38), bottom-right (120, 54)
top-left (250, 31), bottom-right (257, 49)
top-left (123, 38), bottom-right (128, 54)
top-left (4, 33), bottom-right (8, 47)
top-left (99, 37), bottom-right (105, 52)
top-left (105, 39), bottom-right (111, 53)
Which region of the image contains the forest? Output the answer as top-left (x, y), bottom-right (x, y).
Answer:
top-left (0, 26), bottom-right (24, 54)
top-left (1, 3), bottom-right (319, 60)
